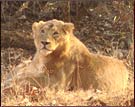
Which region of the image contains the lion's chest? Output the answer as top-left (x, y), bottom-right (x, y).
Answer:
top-left (45, 57), bottom-right (74, 74)
top-left (45, 61), bottom-right (64, 72)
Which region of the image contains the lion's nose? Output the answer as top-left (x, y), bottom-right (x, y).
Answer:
top-left (41, 41), bottom-right (50, 46)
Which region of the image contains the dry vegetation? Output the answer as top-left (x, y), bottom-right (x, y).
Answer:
top-left (1, 0), bottom-right (134, 106)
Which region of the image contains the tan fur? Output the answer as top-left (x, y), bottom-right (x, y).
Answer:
top-left (4, 19), bottom-right (129, 93)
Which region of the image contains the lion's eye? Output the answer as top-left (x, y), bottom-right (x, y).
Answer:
top-left (53, 31), bottom-right (59, 35)
top-left (53, 31), bottom-right (59, 39)
top-left (41, 29), bottom-right (45, 33)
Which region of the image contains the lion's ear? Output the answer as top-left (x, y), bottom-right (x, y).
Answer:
top-left (38, 21), bottom-right (46, 27)
top-left (32, 21), bottom-right (45, 38)
top-left (63, 22), bottom-right (74, 33)
top-left (32, 22), bottom-right (38, 38)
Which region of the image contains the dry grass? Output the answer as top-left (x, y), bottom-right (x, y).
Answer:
top-left (1, 48), bottom-right (134, 106)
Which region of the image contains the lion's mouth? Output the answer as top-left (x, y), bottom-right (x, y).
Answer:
top-left (42, 46), bottom-right (52, 51)
top-left (40, 46), bottom-right (53, 55)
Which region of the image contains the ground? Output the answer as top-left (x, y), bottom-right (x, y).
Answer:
top-left (1, 1), bottom-right (134, 106)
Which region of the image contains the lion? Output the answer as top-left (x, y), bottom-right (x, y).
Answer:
top-left (3, 19), bottom-right (129, 93)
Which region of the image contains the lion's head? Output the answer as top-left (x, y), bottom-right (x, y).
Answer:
top-left (32, 19), bottom-right (74, 54)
